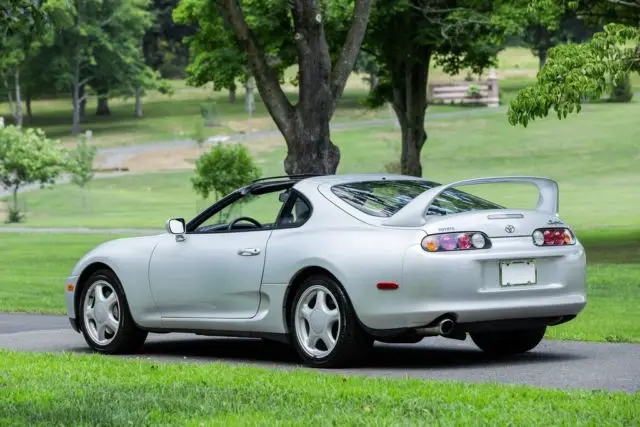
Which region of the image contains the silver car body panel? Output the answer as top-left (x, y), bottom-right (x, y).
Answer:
top-left (65, 174), bottom-right (587, 337)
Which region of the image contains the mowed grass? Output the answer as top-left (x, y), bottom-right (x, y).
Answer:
top-left (1, 350), bottom-right (639, 427)
top-left (1, 230), bottom-right (638, 343)
top-left (3, 98), bottom-right (639, 229)
top-left (0, 47), bottom-right (542, 148)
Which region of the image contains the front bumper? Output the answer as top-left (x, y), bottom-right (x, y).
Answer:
top-left (65, 275), bottom-right (79, 332)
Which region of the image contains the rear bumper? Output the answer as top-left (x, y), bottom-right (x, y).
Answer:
top-left (354, 238), bottom-right (587, 331)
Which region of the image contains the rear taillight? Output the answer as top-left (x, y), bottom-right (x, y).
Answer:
top-left (532, 228), bottom-right (575, 246)
top-left (421, 232), bottom-right (491, 252)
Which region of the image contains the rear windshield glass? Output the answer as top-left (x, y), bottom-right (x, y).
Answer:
top-left (331, 180), bottom-right (503, 218)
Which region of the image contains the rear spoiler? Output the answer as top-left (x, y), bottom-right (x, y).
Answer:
top-left (382, 176), bottom-right (559, 227)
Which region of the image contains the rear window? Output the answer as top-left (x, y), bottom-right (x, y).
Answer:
top-left (331, 180), bottom-right (503, 218)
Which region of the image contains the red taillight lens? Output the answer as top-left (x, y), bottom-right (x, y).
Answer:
top-left (421, 232), bottom-right (491, 252)
top-left (533, 228), bottom-right (575, 246)
top-left (457, 233), bottom-right (472, 250)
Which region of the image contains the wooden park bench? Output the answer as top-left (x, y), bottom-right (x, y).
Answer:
top-left (428, 69), bottom-right (500, 107)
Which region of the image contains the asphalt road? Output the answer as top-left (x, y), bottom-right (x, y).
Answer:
top-left (1, 313), bottom-right (638, 392)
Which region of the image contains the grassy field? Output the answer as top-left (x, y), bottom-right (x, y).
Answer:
top-left (0, 47), bottom-right (598, 148)
top-left (2, 97), bottom-right (638, 230)
top-left (1, 350), bottom-right (638, 426)
top-left (1, 229), bottom-right (638, 343)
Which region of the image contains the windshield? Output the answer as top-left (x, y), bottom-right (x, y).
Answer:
top-left (331, 180), bottom-right (503, 218)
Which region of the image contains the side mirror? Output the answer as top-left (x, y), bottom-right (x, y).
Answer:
top-left (166, 218), bottom-right (186, 237)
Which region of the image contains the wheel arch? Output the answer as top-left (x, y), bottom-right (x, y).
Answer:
top-left (73, 262), bottom-right (117, 325)
top-left (282, 265), bottom-right (356, 335)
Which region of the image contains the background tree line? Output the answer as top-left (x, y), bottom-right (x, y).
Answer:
top-left (1, 0), bottom-right (638, 178)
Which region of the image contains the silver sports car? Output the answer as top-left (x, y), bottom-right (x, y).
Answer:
top-left (65, 174), bottom-right (587, 368)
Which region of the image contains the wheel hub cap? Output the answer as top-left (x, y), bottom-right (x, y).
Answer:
top-left (82, 280), bottom-right (121, 346)
top-left (294, 285), bottom-right (341, 358)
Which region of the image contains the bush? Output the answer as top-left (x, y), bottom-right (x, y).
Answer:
top-left (191, 142), bottom-right (261, 201)
top-left (609, 73), bottom-right (633, 103)
top-left (0, 125), bottom-right (65, 223)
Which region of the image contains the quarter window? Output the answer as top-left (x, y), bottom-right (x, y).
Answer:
top-left (331, 180), bottom-right (503, 218)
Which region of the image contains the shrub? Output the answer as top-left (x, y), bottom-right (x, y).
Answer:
top-left (0, 125), bottom-right (65, 223)
top-left (191, 142), bottom-right (261, 201)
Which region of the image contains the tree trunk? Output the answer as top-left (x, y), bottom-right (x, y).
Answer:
top-left (228, 85), bottom-right (237, 103)
top-left (95, 93), bottom-right (111, 116)
top-left (134, 86), bottom-right (143, 117)
top-left (79, 84), bottom-right (86, 118)
top-left (390, 50), bottom-right (431, 177)
top-left (215, 0), bottom-right (372, 175)
top-left (25, 93), bottom-right (32, 121)
top-left (12, 186), bottom-right (19, 211)
top-left (369, 72), bottom-right (379, 91)
top-left (538, 48), bottom-right (548, 70)
top-left (13, 70), bottom-right (23, 128)
top-left (72, 78), bottom-right (82, 136)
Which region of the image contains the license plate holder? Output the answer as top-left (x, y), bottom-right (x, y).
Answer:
top-left (499, 260), bottom-right (536, 286)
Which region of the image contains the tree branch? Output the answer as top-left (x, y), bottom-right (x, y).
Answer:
top-left (79, 76), bottom-right (92, 87)
top-left (215, 0), bottom-right (294, 136)
top-left (329, 0), bottom-right (374, 118)
top-left (605, 0), bottom-right (640, 8)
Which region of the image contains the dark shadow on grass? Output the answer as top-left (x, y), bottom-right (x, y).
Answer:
top-left (70, 335), bottom-right (585, 371)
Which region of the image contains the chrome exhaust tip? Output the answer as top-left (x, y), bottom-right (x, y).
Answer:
top-left (416, 317), bottom-right (456, 337)
top-left (438, 318), bottom-right (455, 335)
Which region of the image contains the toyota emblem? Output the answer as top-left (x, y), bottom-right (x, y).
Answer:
top-left (505, 225), bottom-right (515, 233)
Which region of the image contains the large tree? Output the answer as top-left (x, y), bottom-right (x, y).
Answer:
top-left (508, 0), bottom-right (640, 127)
top-left (521, 8), bottom-right (599, 70)
top-left (362, 1), bottom-right (532, 176)
top-left (176, 0), bottom-right (373, 174)
top-left (40, 0), bottom-right (154, 135)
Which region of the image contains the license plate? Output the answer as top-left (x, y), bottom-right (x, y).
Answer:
top-left (500, 260), bottom-right (536, 286)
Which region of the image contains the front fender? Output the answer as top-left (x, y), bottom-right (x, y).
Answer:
top-left (66, 235), bottom-right (163, 329)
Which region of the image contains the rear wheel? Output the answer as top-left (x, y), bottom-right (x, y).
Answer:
top-left (290, 275), bottom-right (371, 368)
top-left (470, 327), bottom-right (546, 355)
top-left (79, 269), bottom-right (147, 354)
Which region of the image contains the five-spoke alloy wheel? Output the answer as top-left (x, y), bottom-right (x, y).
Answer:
top-left (79, 269), bottom-right (147, 354)
top-left (290, 275), bottom-right (372, 368)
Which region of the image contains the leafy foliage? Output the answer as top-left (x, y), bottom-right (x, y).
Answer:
top-left (0, 125), bottom-right (65, 222)
top-left (1, 0), bottom-right (45, 38)
top-left (68, 131), bottom-right (97, 189)
top-left (191, 143), bottom-right (261, 200)
top-left (508, 23), bottom-right (640, 127)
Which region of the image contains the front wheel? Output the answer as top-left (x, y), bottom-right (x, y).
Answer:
top-left (290, 275), bottom-right (372, 368)
top-left (470, 326), bottom-right (546, 356)
top-left (79, 269), bottom-right (148, 354)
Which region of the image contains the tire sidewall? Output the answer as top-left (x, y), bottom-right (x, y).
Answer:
top-left (79, 269), bottom-right (136, 353)
top-left (290, 275), bottom-right (355, 367)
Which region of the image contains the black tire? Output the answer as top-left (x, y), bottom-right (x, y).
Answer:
top-left (290, 275), bottom-right (372, 368)
top-left (78, 269), bottom-right (148, 354)
top-left (470, 326), bottom-right (546, 356)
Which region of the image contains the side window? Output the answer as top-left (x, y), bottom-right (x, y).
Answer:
top-left (194, 191), bottom-right (287, 233)
top-left (276, 193), bottom-right (312, 229)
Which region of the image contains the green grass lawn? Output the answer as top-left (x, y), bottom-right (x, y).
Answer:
top-left (0, 47), bottom-right (591, 149)
top-left (1, 230), bottom-right (638, 343)
top-left (3, 98), bottom-right (639, 230)
top-left (0, 350), bottom-right (638, 426)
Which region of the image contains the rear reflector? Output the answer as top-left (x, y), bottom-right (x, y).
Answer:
top-left (376, 282), bottom-right (399, 290)
top-left (532, 228), bottom-right (575, 246)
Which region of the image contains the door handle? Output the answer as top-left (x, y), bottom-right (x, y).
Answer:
top-left (237, 248), bottom-right (260, 256)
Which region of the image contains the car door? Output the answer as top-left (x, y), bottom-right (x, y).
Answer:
top-left (148, 189), bottom-right (285, 320)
